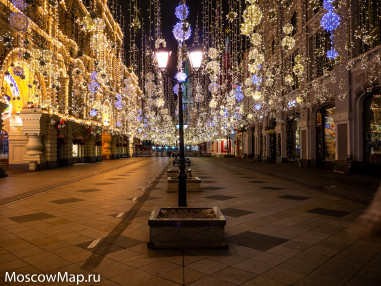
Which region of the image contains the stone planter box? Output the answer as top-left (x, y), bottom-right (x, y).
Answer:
top-left (148, 207), bottom-right (227, 248)
top-left (167, 169), bottom-right (192, 178)
top-left (167, 177), bottom-right (201, 192)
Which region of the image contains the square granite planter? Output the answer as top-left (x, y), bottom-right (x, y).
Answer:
top-left (167, 169), bottom-right (192, 178)
top-left (148, 207), bottom-right (227, 249)
top-left (167, 177), bottom-right (201, 192)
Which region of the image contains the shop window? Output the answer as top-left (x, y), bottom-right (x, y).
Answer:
top-left (316, 105), bottom-right (336, 163)
top-left (0, 131), bottom-right (9, 162)
top-left (364, 94), bottom-right (381, 165)
top-left (73, 144), bottom-right (79, 158)
top-left (286, 114), bottom-right (300, 159)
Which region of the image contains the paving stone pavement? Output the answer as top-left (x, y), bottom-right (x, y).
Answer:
top-left (0, 157), bottom-right (380, 286)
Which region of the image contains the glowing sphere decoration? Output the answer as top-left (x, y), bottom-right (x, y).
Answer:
top-left (173, 84), bottom-right (179, 95)
top-left (88, 81), bottom-right (99, 93)
top-left (173, 22), bottom-right (192, 42)
top-left (175, 71), bottom-right (187, 83)
top-left (323, 0), bottom-right (334, 11)
top-left (326, 49), bottom-right (339, 59)
top-left (320, 11), bottom-right (340, 32)
top-left (175, 3), bottom-right (189, 20)
top-left (255, 104), bottom-right (261, 111)
top-left (12, 0), bottom-right (28, 10)
top-left (91, 71), bottom-right (97, 80)
top-left (90, 109), bottom-right (97, 117)
top-left (115, 100), bottom-right (123, 109)
top-left (116, 121), bottom-right (122, 127)
top-left (9, 12), bottom-right (29, 31)
top-left (252, 74), bottom-right (262, 85)
top-left (235, 86), bottom-right (244, 101)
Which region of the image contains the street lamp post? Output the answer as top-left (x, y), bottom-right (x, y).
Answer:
top-left (155, 45), bottom-right (203, 207)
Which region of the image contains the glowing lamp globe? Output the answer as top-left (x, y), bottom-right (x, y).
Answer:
top-left (155, 46), bottom-right (171, 70)
top-left (188, 46), bottom-right (204, 71)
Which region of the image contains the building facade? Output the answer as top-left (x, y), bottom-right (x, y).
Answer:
top-left (0, 0), bottom-right (140, 172)
top-left (235, 0), bottom-right (381, 174)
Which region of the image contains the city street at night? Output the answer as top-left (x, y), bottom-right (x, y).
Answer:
top-left (0, 158), bottom-right (380, 285)
top-left (1, 0), bottom-right (380, 285)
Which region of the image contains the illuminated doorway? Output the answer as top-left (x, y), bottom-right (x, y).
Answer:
top-left (316, 105), bottom-right (336, 166)
top-left (364, 93), bottom-right (381, 165)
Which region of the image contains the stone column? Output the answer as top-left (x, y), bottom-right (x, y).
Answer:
top-left (111, 135), bottom-right (117, 159)
top-left (0, 102), bottom-right (8, 177)
top-left (85, 135), bottom-right (96, 163)
top-left (19, 109), bottom-right (45, 171)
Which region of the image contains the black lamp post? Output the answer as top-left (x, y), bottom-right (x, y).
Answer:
top-left (155, 45), bottom-right (203, 207)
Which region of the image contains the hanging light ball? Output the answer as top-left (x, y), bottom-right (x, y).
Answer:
top-left (88, 81), bottom-right (100, 93)
top-left (242, 4), bottom-right (263, 27)
top-left (283, 23), bottom-right (294, 35)
top-left (323, 0), bottom-right (334, 11)
top-left (250, 33), bottom-right (262, 46)
top-left (12, 0), bottom-right (28, 10)
top-left (281, 36), bottom-right (296, 51)
top-left (173, 22), bottom-right (192, 42)
top-left (175, 3), bottom-right (189, 20)
top-left (9, 12), bottom-right (29, 31)
top-left (90, 109), bottom-right (97, 117)
top-left (175, 71), bottom-right (187, 83)
top-left (326, 49), bottom-right (339, 59)
top-left (320, 11), bottom-right (340, 32)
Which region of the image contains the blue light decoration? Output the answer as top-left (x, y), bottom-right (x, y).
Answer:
top-left (91, 71), bottom-right (97, 80)
top-left (235, 86), bottom-right (244, 101)
top-left (115, 100), bottom-right (123, 109)
top-left (320, 11), bottom-right (340, 32)
top-left (252, 74), bottom-right (262, 86)
top-left (320, 0), bottom-right (340, 59)
top-left (12, 0), bottom-right (28, 11)
top-left (116, 121), bottom-right (122, 127)
top-left (326, 49), bottom-right (339, 60)
top-left (175, 3), bottom-right (189, 20)
top-left (255, 104), bottom-right (261, 111)
top-left (288, 100), bottom-right (296, 108)
top-left (175, 71), bottom-right (187, 82)
top-left (88, 81), bottom-right (99, 93)
top-left (173, 22), bottom-right (192, 43)
top-left (90, 109), bottom-right (97, 117)
top-left (173, 84), bottom-right (179, 95)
